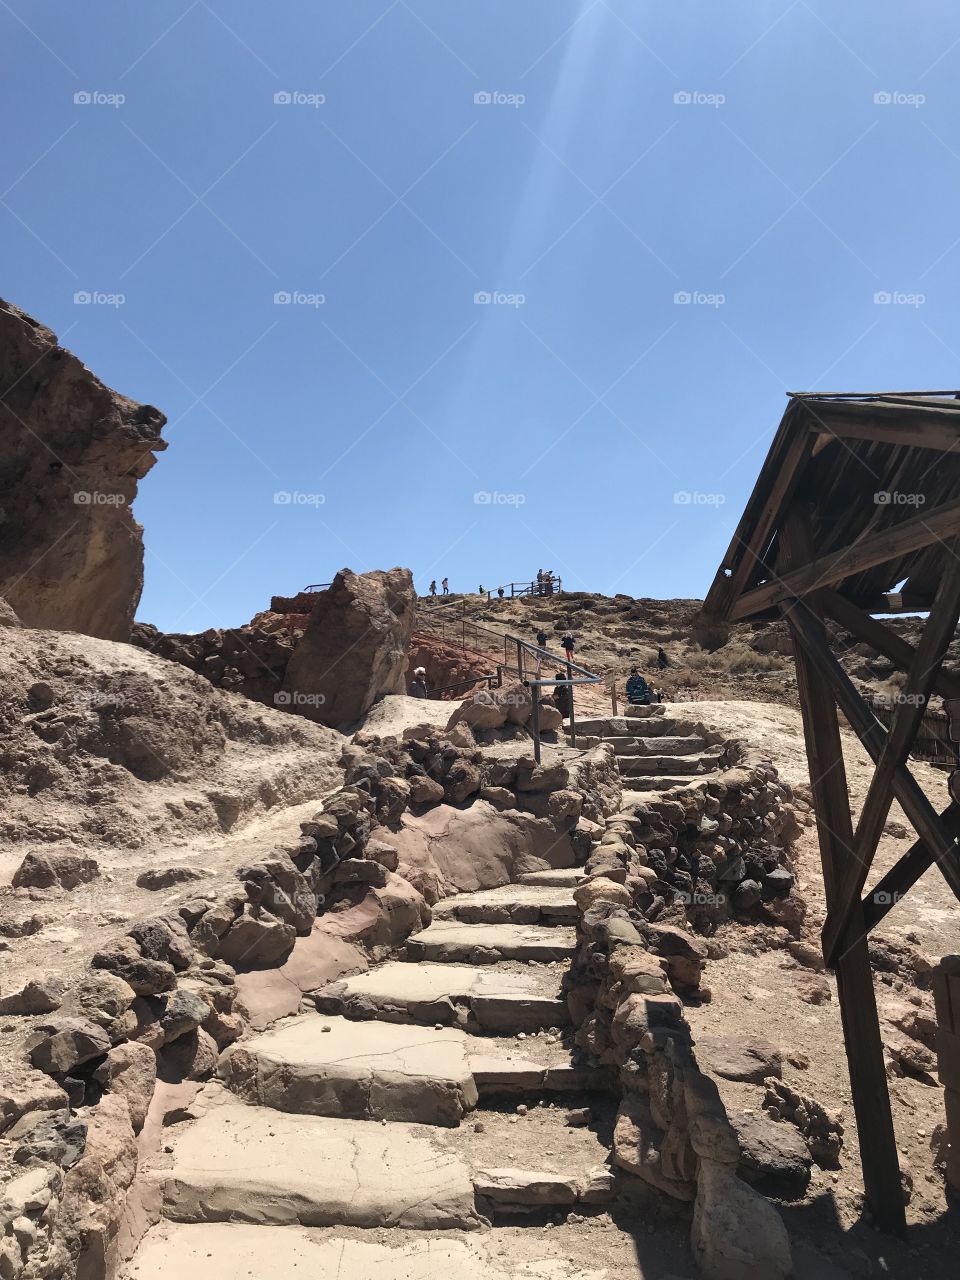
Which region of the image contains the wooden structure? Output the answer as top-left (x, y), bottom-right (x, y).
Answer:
top-left (703, 390), bottom-right (960, 1234)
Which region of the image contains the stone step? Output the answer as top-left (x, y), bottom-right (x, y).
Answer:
top-left (617, 752), bottom-right (722, 778)
top-left (621, 776), bottom-right (713, 797)
top-left (630, 735), bottom-right (709, 756)
top-left (217, 1015), bottom-right (478, 1127)
top-left (518, 867), bottom-right (585, 888)
top-left (216, 1016), bottom-right (610, 1126)
top-left (149, 1105), bottom-right (481, 1230)
top-left (127, 1220), bottom-right (612, 1280)
top-left (406, 922), bottom-right (576, 964)
top-left (315, 961), bottom-right (569, 1032)
top-left (433, 884), bottom-right (577, 926)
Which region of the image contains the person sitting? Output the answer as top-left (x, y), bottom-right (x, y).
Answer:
top-left (626, 667), bottom-right (653, 705)
top-left (553, 671), bottom-right (572, 719)
top-left (410, 667), bottom-right (428, 698)
top-left (656, 645), bottom-right (669, 669)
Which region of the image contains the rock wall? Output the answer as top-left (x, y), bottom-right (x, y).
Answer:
top-left (130, 622), bottom-right (293, 708)
top-left (0, 300), bottom-right (166, 641)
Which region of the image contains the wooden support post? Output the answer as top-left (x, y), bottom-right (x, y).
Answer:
top-left (567, 659), bottom-right (576, 747)
top-left (780, 510), bottom-right (906, 1235)
top-left (863, 803), bottom-right (960, 931)
top-left (530, 684), bottom-right (541, 765)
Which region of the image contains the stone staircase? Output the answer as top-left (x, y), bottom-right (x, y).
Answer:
top-left (570, 704), bottom-right (725, 795)
top-left (127, 866), bottom-right (632, 1280)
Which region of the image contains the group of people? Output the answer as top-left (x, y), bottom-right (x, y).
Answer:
top-left (427, 578), bottom-right (449, 597)
top-left (626, 649), bottom-right (669, 705)
top-left (534, 569), bottom-right (557, 595)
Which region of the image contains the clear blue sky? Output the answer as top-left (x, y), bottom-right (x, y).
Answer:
top-left (4, 1), bottom-right (960, 631)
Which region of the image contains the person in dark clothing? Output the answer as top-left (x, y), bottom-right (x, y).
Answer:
top-left (410, 667), bottom-right (428, 698)
top-left (536, 629), bottom-right (548, 649)
top-left (428, 579), bottom-right (437, 596)
top-left (561, 633), bottom-right (575, 662)
top-left (656, 646), bottom-right (669, 670)
top-left (553, 672), bottom-right (572, 719)
top-left (497, 585), bottom-right (505, 599)
top-left (441, 577), bottom-right (449, 595)
top-left (626, 667), bottom-right (652, 705)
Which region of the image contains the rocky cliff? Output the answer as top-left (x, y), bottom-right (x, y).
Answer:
top-left (0, 300), bottom-right (166, 640)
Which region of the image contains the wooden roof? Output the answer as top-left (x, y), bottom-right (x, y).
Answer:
top-left (704, 391), bottom-right (960, 620)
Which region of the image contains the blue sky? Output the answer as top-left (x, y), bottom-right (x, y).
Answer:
top-left (4, 1), bottom-right (960, 630)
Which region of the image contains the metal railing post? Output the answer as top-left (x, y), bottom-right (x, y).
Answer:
top-left (567, 658), bottom-right (576, 748)
top-left (530, 683), bottom-right (541, 764)
top-left (516, 638), bottom-right (524, 680)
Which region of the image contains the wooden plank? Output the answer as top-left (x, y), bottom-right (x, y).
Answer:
top-left (821, 588), bottom-right (960, 700)
top-left (786, 603), bottom-right (960, 910)
top-left (862, 803), bottom-right (960, 931)
top-left (810, 419), bottom-right (960, 452)
top-left (731, 494), bottom-right (960, 619)
top-left (779, 508), bottom-right (906, 1235)
top-left (821, 553), bottom-right (960, 962)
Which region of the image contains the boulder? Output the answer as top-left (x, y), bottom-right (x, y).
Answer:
top-left (697, 1036), bottom-right (782, 1084)
top-left (135, 866), bottom-right (205, 890)
top-left (160, 989), bottom-right (210, 1042)
top-left (59, 1094), bottom-right (139, 1278)
top-left (0, 976), bottom-right (65, 1015)
top-left (0, 299), bottom-right (167, 639)
top-left (157, 1027), bottom-right (219, 1082)
top-left (447, 690), bottom-right (508, 731)
top-left (730, 1110), bottom-right (812, 1199)
top-left (92, 938), bottom-right (177, 997)
top-left (214, 906), bottom-right (297, 969)
top-left (0, 596), bottom-right (22, 627)
top-left (127, 916), bottom-right (194, 970)
top-left (28, 1016), bottom-right (111, 1075)
top-left (281, 568), bottom-right (416, 729)
top-left (12, 852), bottom-right (100, 891)
top-left (93, 1042), bottom-right (157, 1133)
top-left (691, 1156), bottom-right (792, 1280)
top-left (238, 859), bottom-right (317, 933)
top-left (408, 775), bottom-right (445, 806)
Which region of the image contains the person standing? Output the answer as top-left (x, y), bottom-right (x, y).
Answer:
top-left (497, 585), bottom-right (505, 599)
top-left (429, 579), bottom-right (437, 597)
top-left (441, 577), bottom-right (449, 595)
top-left (657, 645), bottom-right (669, 669)
top-left (410, 667), bottom-right (428, 698)
top-left (561, 632), bottom-right (575, 663)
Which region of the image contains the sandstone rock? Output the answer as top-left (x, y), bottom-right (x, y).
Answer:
top-left (0, 1072), bottom-right (69, 1136)
top-left (795, 973), bottom-right (832, 1005)
top-left (538, 704), bottom-right (563, 732)
top-left (93, 1041), bottom-right (157, 1133)
top-left (447, 690), bottom-right (508, 731)
top-left (59, 1093), bottom-right (139, 1279)
top-left (474, 1167), bottom-right (579, 1205)
top-left (0, 976), bottom-right (65, 1015)
top-left (281, 568), bottom-right (415, 729)
top-left (763, 1079), bottom-right (844, 1167)
top-left (160, 989), bottom-right (211, 1042)
top-left (613, 1095), bottom-right (695, 1200)
top-left (128, 916), bottom-right (194, 970)
top-left (136, 866), bottom-right (205, 890)
top-left (0, 596), bottom-right (21, 627)
top-left (63, 973), bottom-right (137, 1042)
top-left (443, 761), bottom-right (481, 805)
top-left (574, 878), bottom-right (632, 912)
top-left (333, 858), bottom-right (388, 888)
top-left (697, 1036), bottom-right (782, 1084)
top-left (158, 1027), bottom-right (219, 1082)
top-left (516, 762), bottom-right (570, 793)
top-left (730, 1110), bottom-right (812, 1199)
top-left (0, 299), bottom-right (167, 639)
top-left (239, 859), bottom-right (316, 933)
top-left (28, 1016), bottom-right (111, 1075)
top-left (409, 775), bottom-right (445, 806)
top-left (92, 937), bottom-right (177, 996)
top-left (691, 1155), bottom-right (792, 1280)
top-left (12, 851), bottom-right (99, 891)
top-left (499, 682), bottom-right (533, 725)
top-left (214, 906), bottom-right (297, 969)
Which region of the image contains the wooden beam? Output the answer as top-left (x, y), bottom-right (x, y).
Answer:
top-left (821, 552), bottom-right (960, 962)
top-left (785, 602), bottom-right (960, 910)
top-left (780, 509), bottom-right (906, 1235)
top-left (810, 419), bottom-right (960, 452)
top-left (862, 803), bottom-right (960, 932)
top-left (731, 494), bottom-right (960, 620)
top-left (820, 590), bottom-right (960, 699)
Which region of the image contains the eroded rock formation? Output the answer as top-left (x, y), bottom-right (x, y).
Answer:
top-left (0, 299), bottom-right (166, 640)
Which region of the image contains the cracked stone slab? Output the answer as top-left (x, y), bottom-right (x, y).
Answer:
top-left (405, 922), bottom-right (576, 963)
top-left (517, 868), bottom-right (585, 887)
top-left (432, 884), bottom-right (578, 925)
top-left (149, 1104), bottom-right (480, 1229)
top-left (474, 1167), bottom-right (580, 1206)
top-left (123, 1222), bottom-right (609, 1280)
top-left (315, 961), bottom-right (569, 1032)
top-left (217, 1015), bottom-right (477, 1126)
